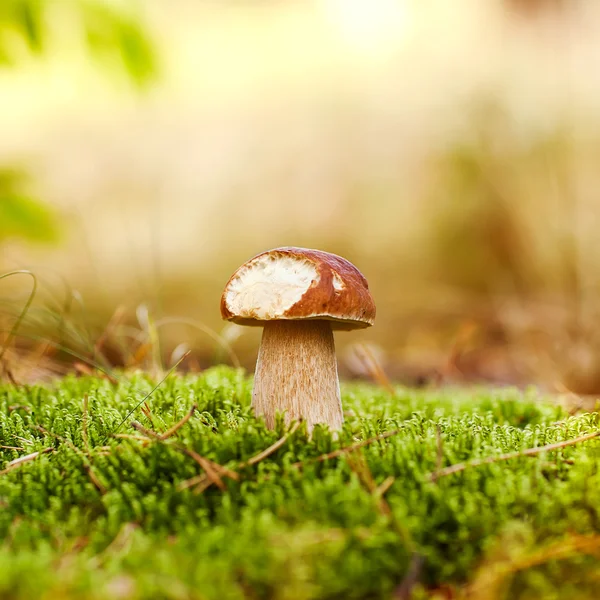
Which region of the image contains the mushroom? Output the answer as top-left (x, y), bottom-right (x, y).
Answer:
top-left (220, 247), bottom-right (376, 432)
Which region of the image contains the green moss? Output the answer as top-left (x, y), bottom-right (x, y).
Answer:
top-left (0, 368), bottom-right (599, 599)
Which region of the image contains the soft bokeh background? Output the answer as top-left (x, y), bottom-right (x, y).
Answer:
top-left (2, 0), bottom-right (600, 391)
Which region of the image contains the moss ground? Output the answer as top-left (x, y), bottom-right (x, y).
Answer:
top-left (0, 368), bottom-right (599, 599)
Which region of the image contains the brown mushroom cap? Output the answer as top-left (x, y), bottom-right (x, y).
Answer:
top-left (220, 247), bottom-right (376, 330)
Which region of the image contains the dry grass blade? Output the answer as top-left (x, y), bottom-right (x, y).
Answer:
top-left (112, 350), bottom-right (190, 436)
top-left (140, 402), bottom-right (155, 427)
top-left (440, 320), bottom-right (477, 382)
top-left (8, 404), bottom-right (32, 413)
top-left (192, 477), bottom-right (216, 495)
top-left (244, 421), bottom-right (301, 467)
top-left (0, 270), bottom-right (38, 365)
top-left (355, 343), bottom-right (396, 395)
top-left (154, 316), bottom-right (242, 369)
top-left (177, 473), bottom-right (207, 491)
top-left (0, 446), bottom-right (24, 451)
top-left (129, 418), bottom-right (238, 489)
top-left (130, 421), bottom-right (158, 439)
top-left (160, 404), bottom-right (197, 440)
top-left (94, 304), bottom-right (126, 355)
top-left (375, 475), bottom-right (395, 497)
top-left (182, 448), bottom-right (226, 491)
top-left (84, 464), bottom-right (107, 494)
top-left (74, 362), bottom-right (94, 376)
top-left (0, 448), bottom-right (53, 475)
top-left (12, 435), bottom-right (34, 445)
top-left (177, 473), bottom-right (216, 495)
top-left (113, 433), bottom-right (151, 443)
top-left (204, 460), bottom-right (238, 480)
top-left (428, 430), bottom-right (600, 481)
top-left (128, 342), bottom-right (151, 367)
top-left (347, 450), bottom-right (378, 494)
top-left (468, 534), bottom-right (600, 597)
top-left (292, 429), bottom-right (402, 468)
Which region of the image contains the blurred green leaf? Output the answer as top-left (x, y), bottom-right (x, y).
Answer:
top-left (83, 2), bottom-right (156, 87)
top-left (0, 170), bottom-right (60, 245)
top-left (0, 0), bottom-right (157, 87)
top-left (0, 2), bottom-right (156, 251)
top-left (0, 0), bottom-right (44, 54)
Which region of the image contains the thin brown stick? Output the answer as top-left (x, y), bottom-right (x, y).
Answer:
top-left (130, 421), bottom-right (160, 439)
top-left (129, 420), bottom-right (238, 490)
top-left (292, 429), bottom-right (402, 469)
top-left (8, 405), bottom-right (32, 413)
top-left (0, 446), bottom-right (24, 451)
top-left (192, 478), bottom-right (216, 495)
top-left (160, 404), bottom-right (197, 440)
top-left (0, 448), bottom-right (53, 475)
top-left (468, 534), bottom-right (600, 595)
top-left (182, 448), bottom-right (226, 490)
top-left (177, 473), bottom-right (207, 491)
top-left (244, 422), bottom-right (300, 467)
top-left (12, 435), bottom-right (34, 445)
top-left (203, 460), bottom-right (239, 480)
top-left (375, 475), bottom-right (395, 497)
top-left (113, 433), bottom-right (151, 443)
top-left (428, 430), bottom-right (600, 481)
top-left (83, 464), bottom-right (107, 494)
top-left (140, 402), bottom-right (155, 428)
top-left (181, 421), bottom-right (302, 490)
top-left (177, 460), bottom-right (240, 492)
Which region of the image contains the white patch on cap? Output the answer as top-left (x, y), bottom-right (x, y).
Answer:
top-left (225, 254), bottom-right (318, 320)
top-left (332, 271), bottom-right (345, 291)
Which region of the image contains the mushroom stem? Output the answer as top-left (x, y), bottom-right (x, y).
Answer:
top-left (252, 320), bottom-right (343, 432)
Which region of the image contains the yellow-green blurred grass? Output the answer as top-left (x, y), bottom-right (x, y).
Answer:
top-left (2, 1), bottom-right (600, 389)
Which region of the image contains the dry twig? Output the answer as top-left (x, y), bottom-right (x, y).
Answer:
top-left (130, 418), bottom-right (238, 491)
top-left (177, 422), bottom-right (299, 492)
top-left (468, 534), bottom-right (600, 596)
top-left (0, 448), bottom-right (53, 476)
top-left (159, 404), bottom-right (197, 440)
top-left (182, 448), bottom-right (226, 490)
top-left (177, 473), bottom-right (207, 491)
top-left (375, 475), bottom-right (396, 497)
top-left (244, 422), bottom-right (301, 467)
top-left (130, 421), bottom-right (159, 439)
top-left (292, 429), bottom-right (402, 469)
top-left (428, 430), bottom-right (600, 481)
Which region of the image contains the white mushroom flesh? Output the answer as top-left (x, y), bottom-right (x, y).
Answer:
top-left (224, 254), bottom-right (318, 320)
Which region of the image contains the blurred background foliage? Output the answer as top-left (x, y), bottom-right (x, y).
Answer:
top-left (0, 0), bottom-right (155, 246)
top-left (0, 0), bottom-right (155, 81)
top-left (2, 0), bottom-right (600, 393)
top-left (0, 169), bottom-right (59, 244)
